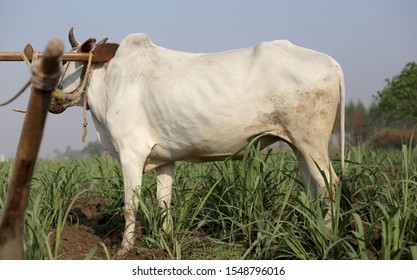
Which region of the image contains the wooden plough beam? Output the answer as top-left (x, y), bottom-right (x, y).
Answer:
top-left (0, 42), bottom-right (118, 63)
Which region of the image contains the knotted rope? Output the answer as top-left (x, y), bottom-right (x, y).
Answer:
top-left (80, 50), bottom-right (94, 143)
top-left (30, 56), bottom-right (61, 92)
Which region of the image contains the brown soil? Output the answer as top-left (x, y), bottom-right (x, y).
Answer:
top-left (49, 194), bottom-right (169, 260)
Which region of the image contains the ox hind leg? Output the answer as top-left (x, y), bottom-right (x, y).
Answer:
top-left (290, 139), bottom-right (340, 225)
top-left (156, 163), bottom-right (174, 233)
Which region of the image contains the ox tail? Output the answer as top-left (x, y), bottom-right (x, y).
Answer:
top-left (338, 67), bottom-right (350, 210)
top-left (339, 70), bottom-right (345, 182)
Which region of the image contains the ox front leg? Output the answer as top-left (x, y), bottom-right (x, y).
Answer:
top-left (156, 163), bottom-right (174, 233)
top-left (117, 152), bottom-right (146, 258)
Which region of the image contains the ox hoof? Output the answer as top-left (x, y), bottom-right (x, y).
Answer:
top-left (114, 247), bottom-right (132, 260)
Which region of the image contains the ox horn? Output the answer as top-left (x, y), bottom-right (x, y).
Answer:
top-left (96, 37), bottom-right (108, 46)
top-left (68, 27), bottom-right (80, 48)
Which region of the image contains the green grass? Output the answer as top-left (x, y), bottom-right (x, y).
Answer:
top-left (0, 142), bottom-right (416, 259)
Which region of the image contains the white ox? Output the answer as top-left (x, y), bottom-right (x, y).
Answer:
top-left (52, 29), bottom-right (345, 256)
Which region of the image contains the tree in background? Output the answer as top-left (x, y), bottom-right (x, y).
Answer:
top-left (345, 100), bottom-right (369, 145)
top-left (334, 61), bottom-right (416, 147)
top-left (373, 62), bottom-right (417, 127)
top-left (366, 61), bottom-right (417, 148)
top-left (82, 141), bottom-right (106, 157)
top-left (53, 141), bottom-right (106, 159)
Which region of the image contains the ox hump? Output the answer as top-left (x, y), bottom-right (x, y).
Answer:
top-left (118, 33), bottom-right (154, 53)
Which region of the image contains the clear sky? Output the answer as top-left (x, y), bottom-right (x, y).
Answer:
top-left (0, 0), bottom-right (416, 158)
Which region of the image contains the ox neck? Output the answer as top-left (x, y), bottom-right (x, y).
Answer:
top-left (84, 63), bottom-right (108, 122)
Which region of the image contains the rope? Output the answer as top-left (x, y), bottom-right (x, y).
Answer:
top-left (30, 60), bottom-right (61, 91)
top-left (80, 50), bottom-right (95, 143)
top-left (57, 49), bottom-right (94, 102)
top-left (39, 48), bottom-right (94, 142)
top-left (21, 50), bottom-right (35, 67)
top-left (0, 51), bottom-right (34, 107)
top-left (82, 92), bottom-right (88, 143)
top-left (0, 80), bottom-right (30, 106)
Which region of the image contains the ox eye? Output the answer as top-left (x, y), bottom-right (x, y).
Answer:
top-left (62, 61), bottom-right (68, 66)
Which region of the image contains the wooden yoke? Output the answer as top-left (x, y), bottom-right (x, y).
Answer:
top-left (0, 39), bottom-right (64, 259)
top-left (0, 42), bottom-right (118, 63)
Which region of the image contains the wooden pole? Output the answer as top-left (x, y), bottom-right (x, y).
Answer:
top-left (0, 39), bottom-right (64, 259)
top-left (0, 43), bottom-right (118, 62)
top-left (0, 52), bottom-right (91, 62)
top-left (0, 51), bottom-right (105, 62)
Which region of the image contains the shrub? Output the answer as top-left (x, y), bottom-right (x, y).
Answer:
top-left (368, 128), bottom-right (416, 148)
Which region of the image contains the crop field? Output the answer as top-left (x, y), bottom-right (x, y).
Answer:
top-left (1, 142), bottom-right (416, 260)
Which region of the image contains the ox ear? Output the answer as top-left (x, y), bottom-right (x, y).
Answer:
top-left (94, 43), bottom-right (119, 61)
top-left (80, 38), bottom-right (97, 53)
